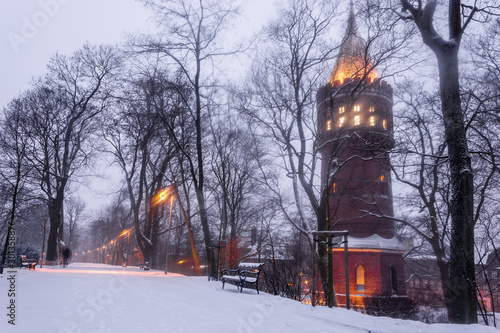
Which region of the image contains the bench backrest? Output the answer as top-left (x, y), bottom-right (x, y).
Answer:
top-left (238, 262), bottom-right (264, 273)
top-left (19, 255), bottom-right (27, 260)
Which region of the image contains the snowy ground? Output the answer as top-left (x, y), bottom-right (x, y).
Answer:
top-left (0, 263), bottom-right (497, 333)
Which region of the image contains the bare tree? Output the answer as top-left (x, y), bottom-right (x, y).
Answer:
top-left (17, 44), bottom-right (121, 264)
top-left (0, 97), bottom-right (33, 273)
top-left (241, 0), bottom-right (342, 305)
top-left (208, 112), bottom-right (265, 268)
top-left (106, 67), bottom-right (183, 269)
top-left (136, 0), bottom-right (243, 278)
top-left (64, 196), bottom-right (86, 250)
top-left (396, 0), bottom-right (500, 323)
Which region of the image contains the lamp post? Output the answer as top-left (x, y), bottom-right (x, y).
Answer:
top-left (164, 194), bottom-right (174, 274)
top-left (157, 184), bottom-right (201, 275)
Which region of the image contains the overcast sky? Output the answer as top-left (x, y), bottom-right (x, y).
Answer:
top-left (0, 0), bottom-right (274, 108)
top-left (0, 0), bottom-right (274, 211)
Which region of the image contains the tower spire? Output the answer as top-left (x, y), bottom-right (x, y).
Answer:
top-left (329, 4), bottom-right (378, 85)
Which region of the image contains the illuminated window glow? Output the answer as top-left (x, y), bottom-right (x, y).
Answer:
top-left (339, 117), bottom-right (345, 127)
top-left (332, 182), bottom-right (336, 193)
top-left (383, 119), bottom-right (387, 130)
top-left (380, 175), bottom-right (385, 181)
top-left (354, 105), bottom-right (360, 112)
top-left (327, 120), bottom-right (332, 131)
top-left (339, 106), bottom-right (345, 114)
top-left (369, 105), bottom-right (375, 112)
top-left (369, 116), bottom-right (375, 126)
top-left (354, 115), bottom-right (361, 126)
top-left (356, 265), bottom-right (365, 292)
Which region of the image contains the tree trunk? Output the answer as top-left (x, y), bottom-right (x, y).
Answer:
top-left (46, 193), bottom-right (64, 263)
top-left (436, 51), bottom-right (477, 323)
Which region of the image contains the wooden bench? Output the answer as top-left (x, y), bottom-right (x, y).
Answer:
top-left (221, 262), bottom-right (264, 294)
top-left (19, 255), bottom-right (36, 270)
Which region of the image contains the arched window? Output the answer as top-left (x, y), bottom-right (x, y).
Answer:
top-left (356, 265), bottom-right (365, 292)
top-left (390, 266), bottom-right (398, 294)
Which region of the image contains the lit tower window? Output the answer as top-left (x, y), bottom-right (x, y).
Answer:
top-left (369, 116), bottom-right (375, 126)
top-left (327, 120), bottom-right (332, 131)
top-left (369, 105), bottom-right (375, 112)
top-left (354, 115), bottom-right (361, 126)
top-left (353, 105), bottom-right (360, 112)
top-left (383, 119), bottom-right (388, 130)
top-left (339, 106), bottom-right (345, 114)
top-left (339, 117), bottom-right (345, 127)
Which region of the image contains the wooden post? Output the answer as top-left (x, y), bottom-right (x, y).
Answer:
top-left (328, 234), bottom-right (334, 308)
top-left (344, 233), bottom-right (350, 310)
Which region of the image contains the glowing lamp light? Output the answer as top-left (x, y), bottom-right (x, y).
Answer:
top-left (155, 186), bottom-right (174, 206)
top-left (159, 190), bottom-right (168, 201)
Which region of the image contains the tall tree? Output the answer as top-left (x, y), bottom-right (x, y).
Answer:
top-left (396, 0), bottom-right (500, 323)
top-left (137, 0), bottom-right (242, 278)
top-left (106, 67), bottom-right (181, 268)
top-left (21, 44), bottom-right (120, 264)
top-left (0, 98), bottom-right (33, 273)
top-left (208, 112), bottom-right (265, 268)
top-left (242, 0), bottom-right (341, 304)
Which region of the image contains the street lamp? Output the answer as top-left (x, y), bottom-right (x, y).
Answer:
top-left (156, 184), bottom-right (201, 275)
top-left (165, 194), bottom-right (174, 274)
top-left (155, 185), bottom-right (176, 274)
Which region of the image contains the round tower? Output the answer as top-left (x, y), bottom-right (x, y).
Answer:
top-left (317, 7), bottom-right (406, 308)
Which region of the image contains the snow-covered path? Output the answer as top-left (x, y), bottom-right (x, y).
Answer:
top-left (0, 263), bottom-right (496, 332)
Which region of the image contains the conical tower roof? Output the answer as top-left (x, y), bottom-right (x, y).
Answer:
top-left (329, 5), bottom-right (378, 85)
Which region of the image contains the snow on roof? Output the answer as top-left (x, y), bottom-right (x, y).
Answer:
top-left (346, 234), bottom-right (403, 251)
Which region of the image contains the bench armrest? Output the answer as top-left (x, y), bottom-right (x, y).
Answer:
top-left (239, 269), bottom-right (261, 280)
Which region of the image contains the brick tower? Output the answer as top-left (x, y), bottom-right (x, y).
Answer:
top-left (317, 8), bottom-right (406, 308)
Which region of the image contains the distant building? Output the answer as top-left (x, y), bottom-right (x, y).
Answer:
top-left (317, 7), bottom-right (406, 309)
top-left (476, 251), bottom-right (500, 313)
top-left (404, 257), bottom-right (444, 309)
